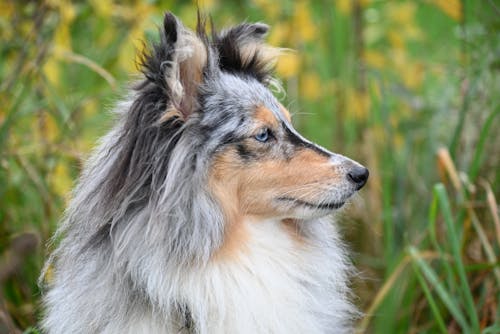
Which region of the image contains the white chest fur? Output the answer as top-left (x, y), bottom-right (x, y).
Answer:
top-left (145, 218), bottom-right (356, 334)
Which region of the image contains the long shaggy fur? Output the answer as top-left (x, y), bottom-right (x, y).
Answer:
top-left (41, 12), bottom-right (366, 334)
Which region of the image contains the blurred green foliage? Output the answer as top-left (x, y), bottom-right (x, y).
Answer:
top-left (0, 0), bottom-right (498, 333)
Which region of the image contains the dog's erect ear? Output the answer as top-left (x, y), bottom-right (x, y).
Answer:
top-left (140, 13), bottom-right (208, 120)
top-left (215, 23), bottom-right (280, 85)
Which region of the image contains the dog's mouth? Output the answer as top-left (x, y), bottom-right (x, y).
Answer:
top-left (277, 197), bottom-right (345, 210)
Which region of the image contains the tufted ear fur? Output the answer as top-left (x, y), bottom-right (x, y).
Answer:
top-left (214, 23), bottom-right (281, 85)
top-left (139, 12), bottom-right (208, 120)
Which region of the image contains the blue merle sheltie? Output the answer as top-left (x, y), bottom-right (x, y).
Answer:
top-left (41, 12), bottom-right (369, 334)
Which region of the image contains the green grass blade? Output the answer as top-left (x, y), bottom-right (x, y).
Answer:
top-left (428, 184), bottom-right (459, 296)
top-left (410, 252), bottom-right (448, 334)
top-left (434, 184), bottom-right (480, 331)
top-left (484, 324), bottom-right (500, 334)
top-left (409, 246), bottom-right (470, 332)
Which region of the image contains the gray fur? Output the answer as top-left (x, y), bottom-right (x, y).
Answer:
top-left (41, 12), bottom-right (366, 334)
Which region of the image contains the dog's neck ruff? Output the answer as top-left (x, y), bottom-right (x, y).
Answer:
top-left (112, 217), bottom-right (354, 334)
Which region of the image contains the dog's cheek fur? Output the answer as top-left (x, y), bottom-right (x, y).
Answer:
top-left (208, 148), bottom-right (307, 260)
top-left (235, 149), bottom-right (341, 215)
top-left (208, 142), bottom-right (344, 218)
top-left (208, 149), bottom-right (250, 259)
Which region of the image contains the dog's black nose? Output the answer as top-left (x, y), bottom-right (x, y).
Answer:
top-left (347, 166), bottom-right (369, 190)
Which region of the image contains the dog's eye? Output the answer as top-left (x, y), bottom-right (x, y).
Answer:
top-left (254, 128), bottom-right (271, 143)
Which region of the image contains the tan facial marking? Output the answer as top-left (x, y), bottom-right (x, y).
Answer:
top-left (235, 148), bottom-right (337, 217)
top-left (255, 105), bottom-right (280, 128)
top-left (209, 149), bottom-right (249, 260)
top-left (213, 214), bottom-right (250, 261)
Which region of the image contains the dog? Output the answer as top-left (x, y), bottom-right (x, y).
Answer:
top-left (41, 12), bottom-right (368, 334)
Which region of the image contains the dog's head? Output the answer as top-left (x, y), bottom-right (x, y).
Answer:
top-left (135, 12), bottom-right (368, 222)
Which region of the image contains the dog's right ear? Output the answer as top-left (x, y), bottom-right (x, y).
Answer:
top-left (140, 12), bottom-right (208, 121)
top-left (215, 22), bottom-right (280, 86)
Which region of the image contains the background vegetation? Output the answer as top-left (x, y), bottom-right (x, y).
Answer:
top-left (0, 0), bottom-right (498, 333)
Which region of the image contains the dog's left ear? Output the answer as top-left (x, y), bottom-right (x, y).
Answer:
top-left (215, 23), bottom-right (279, 85)
top-left (140, 12), bottom-right (208, 121)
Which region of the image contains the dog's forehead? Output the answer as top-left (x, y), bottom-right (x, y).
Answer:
top-left (202, 73), bottom-right (283, 123)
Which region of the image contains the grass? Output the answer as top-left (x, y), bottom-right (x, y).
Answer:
top-left (0, 0), bottom-right (498, 333)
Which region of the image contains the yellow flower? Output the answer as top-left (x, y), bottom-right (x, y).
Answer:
top-left (385, 2), bottom-right (423, 41)
top-left (51, 0), bottom-right (76, 53)
top-left (364, 50), bottom-right (385, 69)
top-left (43, 58), bottom-right (60, 87)
top-left (44, 0), bottom-right (78, 87)
top-left (370, 124), bottom-right (387, 145)
top-left (119, 25), bottom-right (146, 73)
top-left (276, 52), bottom-right (301, 78)
top-left (50, 160), bottom-right (73, 199)
top-left (117, 3), bottom-right (155, 73)
top-left (387, 2), bottom-right (416, 26)
top-left (336, 0), bottom-right (352, 15)
top-left (402, 62), bottom-right (424, 90)
top-left (33, 111), bottom-right (59, 145)
top-left (403, 24), bottom-right (423, 41)
top-left (90, 0), bottom-right (113, 18)
top-left (392, 49), bottom-right (407, 69)
top-left (293, 1), bottom-right (316, 42)
top-left (268, 22), bottom-right (289, 46)
top-left (301, 73), bottom-right (322, 100)
top-left (82, 99), bottom-right (98, 118)
top-left (253, 0), bottom-right (280, 19)
top-left (53, 26), bottom-right (72, 52)
top-left (388, 30), bottom-right (404, 49)
top-left (45, 113), bottom-right (59, 142)
top-left (60, 1), bottom-right (76, 22)
top-left (347, 89), bottom-right (371, 120)
top-left (431, 0), bottom-right (462, 21)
